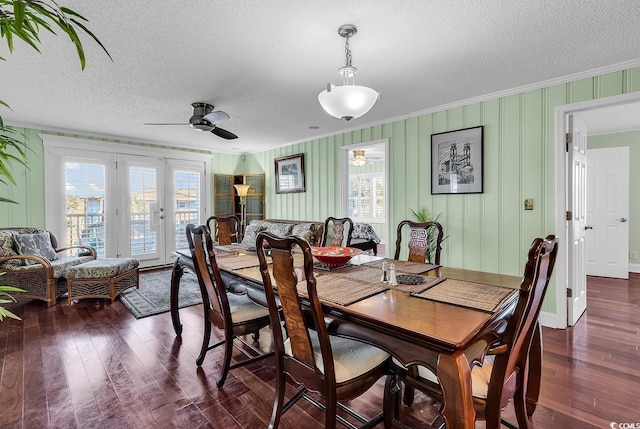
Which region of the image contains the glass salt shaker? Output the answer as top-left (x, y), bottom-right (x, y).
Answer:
top-left (388, 262), bottom-right (398, 286)
top-left (381, 260), bottom-right (388, 283)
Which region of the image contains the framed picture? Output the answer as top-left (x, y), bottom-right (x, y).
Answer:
top-left (275, 153), bottom-right (306, 194)
top-left (431, 126), bottom-right (483, 194)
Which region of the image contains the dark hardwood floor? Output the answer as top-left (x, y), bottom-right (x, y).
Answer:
top-left (1, 272), bottom-right (638, 428)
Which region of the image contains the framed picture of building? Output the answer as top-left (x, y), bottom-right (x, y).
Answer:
top-left (431, 126), bottom-right (483, 194)
top-left (275, 153), bottom-right (306, 194)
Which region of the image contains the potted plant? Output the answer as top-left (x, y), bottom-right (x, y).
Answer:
top-left (0, 1), bottom-right (111, 318)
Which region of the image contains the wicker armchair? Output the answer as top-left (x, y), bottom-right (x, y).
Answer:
top-left (0, 227), bottom-right (96, 306)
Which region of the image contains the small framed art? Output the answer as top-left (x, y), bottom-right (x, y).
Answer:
top-left (431, 126), bottom-right (483, 194)
top-left (275, 153), bottom-right (306, 194)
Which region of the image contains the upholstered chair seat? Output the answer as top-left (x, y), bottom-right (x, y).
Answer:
top-left (285, 332), bottom-right (390, 383)
top-left (227, 292), bottom-right (270, 323)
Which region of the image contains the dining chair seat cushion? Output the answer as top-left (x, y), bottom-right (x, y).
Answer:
top-left (227, 292), bottom-right (270, 323)
top-left (285, 331), bottom-right (389, 383)
top-left (392, 355), bottom-right (495, 399)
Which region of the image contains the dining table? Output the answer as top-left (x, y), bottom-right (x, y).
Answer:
top-left (169, 247), bottom-right (543, 429)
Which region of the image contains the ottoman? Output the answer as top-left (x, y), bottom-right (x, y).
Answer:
top-left (66, 258), bottom-right (139, 304)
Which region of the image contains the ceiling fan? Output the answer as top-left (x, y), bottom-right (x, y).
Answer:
top-left (351, 149), bottom-right (384, 166)
top-left (144, 102), bottom-right (238, 139)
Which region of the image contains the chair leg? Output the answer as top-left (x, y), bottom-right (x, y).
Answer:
top-left (324, 391), bottom-right (337, 429)
top-left (383, 374), bottom-right (401, 429)
top-left (512, 387), bottom-right (531, 429)
top-left (216, 329), bottom-right (235, 388)
top-left (268, 360), bottom-right (287, 429)
top-left (403, 366), bottom-right (419, 406)
top-left (196, 319), bottom-right (212, 366)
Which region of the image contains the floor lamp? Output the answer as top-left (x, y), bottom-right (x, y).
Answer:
top-left (233, 184), bottom-right (252, 236)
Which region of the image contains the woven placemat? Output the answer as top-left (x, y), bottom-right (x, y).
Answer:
top-left (363, 259), bottom-right (439, 275)
top-left (326, 266), bottom-right (382, 283)
top-left (297, 276), bottom-right (389, 306)
top-left (390, 276), bottom-right (444, 294)
top-left (411, 279), bottom-right (517, 313)
top-left (217, 254), bottom-right (261, 271)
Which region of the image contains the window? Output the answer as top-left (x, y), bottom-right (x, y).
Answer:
top-left (348, 172), bottom-right (385, 222)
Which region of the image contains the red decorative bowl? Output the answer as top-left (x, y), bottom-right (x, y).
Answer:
top-left (311, 246), bottom-right (362, 268)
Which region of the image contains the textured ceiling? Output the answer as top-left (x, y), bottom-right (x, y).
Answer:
top-left (1, 0), bottom-right (640, 154)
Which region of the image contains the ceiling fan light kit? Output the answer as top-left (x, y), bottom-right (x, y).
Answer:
top-left (318, 24), bottom-right (379, 121)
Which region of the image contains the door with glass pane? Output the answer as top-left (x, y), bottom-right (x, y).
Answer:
top-left (117, 155), bottom-right (165, 266)
top-left (165, 159), bottom-right (205, 261)
top-left (63, 156), bottom-right (112, 258)
top-left (116, 155), bottom-right (205, 267)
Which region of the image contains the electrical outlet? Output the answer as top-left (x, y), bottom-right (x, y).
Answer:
top-left (630, 251), bottom-right (638, 260)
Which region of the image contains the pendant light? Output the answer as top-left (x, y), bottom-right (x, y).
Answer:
top-left (318, 24), bottom-right (379, 121)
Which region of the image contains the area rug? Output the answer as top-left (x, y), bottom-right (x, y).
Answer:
top-left (119, 269), bottom-right (202, 319)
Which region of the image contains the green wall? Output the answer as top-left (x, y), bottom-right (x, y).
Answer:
top-left (240, 67), bottom-right (640, 315)
top-left (4, 67), bottom-right (640, 318)
top-left (588, 130), bottom-right (640, 263)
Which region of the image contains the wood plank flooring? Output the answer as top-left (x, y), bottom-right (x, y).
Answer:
top-left (0, 272), bottom-right (638, 428)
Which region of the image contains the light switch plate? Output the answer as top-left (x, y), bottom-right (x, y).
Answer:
top-left (524, 199), bottom-right (534, 210)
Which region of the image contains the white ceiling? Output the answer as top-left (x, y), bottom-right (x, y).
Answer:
top-left (2, 0), bottom-right (640, 154)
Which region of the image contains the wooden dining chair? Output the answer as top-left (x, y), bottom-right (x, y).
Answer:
top-left (186, 223), bottom-right (272, 388)
top-left (206, 215), bottom-right (240, 245)
top-left (321, 216), bottom-right (354, 247)
top-left (388, 235), bottom-right (558, 429)
top-left (393, 220), bottom-right (444, 264)
top-left (255, 231), bottom-right (394, 429)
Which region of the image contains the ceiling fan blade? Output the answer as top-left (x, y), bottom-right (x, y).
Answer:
top-left (144, 122), bottom-right (189, 126)
top-left (211, 127), bottom-right (238, 140)
top-left (202, 111), bottom-right (230, 125)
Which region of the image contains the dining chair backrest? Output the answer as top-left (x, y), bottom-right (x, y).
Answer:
top-left (321, 216), bottom-right (354, 247)
top-left (206, 215), bottom-right (240, 245)
top-left (186, 224), bottom-right (231, 327)
top-left (256, 232), bottom-right (334, 386)
top-left (485, 234), bottom-right (558, 419)
top-left (394, 220), bottom-right (444, 264)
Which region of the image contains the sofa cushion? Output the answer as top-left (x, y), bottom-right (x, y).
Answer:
top-left (265, 223), bottom-right (294, 237)
top-left (241, 222), bottom-right (267, 246)
top-left (291, 223), bottom-right (319, 244)
top-left (14, 232), bottom-right (59, 264)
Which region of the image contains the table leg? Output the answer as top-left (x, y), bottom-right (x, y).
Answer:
top-left (526, 321), bottom-right (543, 416)
top-left (170, 258), bottom-right (184, 336)
top-left (437, 352), bottom-right (476, 429)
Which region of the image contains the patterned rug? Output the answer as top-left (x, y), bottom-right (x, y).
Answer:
top-left (119, 269), bottom-right (202, 319)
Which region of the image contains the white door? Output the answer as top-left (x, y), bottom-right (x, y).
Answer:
top-left (117, 154), bottom-right (166, 267)
top-left (165, 159), bottom-right (206, 261)
top-left (585, 147), bottom-right (630, 279)
top-left (567, 116), bottom-right (588, 326)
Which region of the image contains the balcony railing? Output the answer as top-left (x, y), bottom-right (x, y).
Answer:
top-left (66, 210), bottom-right (199, 258)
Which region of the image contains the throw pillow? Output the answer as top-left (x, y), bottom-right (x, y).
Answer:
top-left (241, 224), bottom-right (266, 246)
top-left (14, 232), bottom-right (59, 264)
top-left (291, 223), bottom-right (318, 244)
top-left (0, 231), bottom-right (21, 267)
top-left (266, 223), bottom-right (294, 237)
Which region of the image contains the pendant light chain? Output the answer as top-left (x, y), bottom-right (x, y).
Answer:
top-left (344, 34), bottom-right (352, 68)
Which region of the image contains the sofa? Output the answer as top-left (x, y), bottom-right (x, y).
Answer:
top-left (0, 227), bottom-right (97, 306)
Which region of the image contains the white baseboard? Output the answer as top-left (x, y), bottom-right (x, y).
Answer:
top-left (539, 311), bottom-right (562, 329)
top-left (629, 263), bottom-right (640, 273)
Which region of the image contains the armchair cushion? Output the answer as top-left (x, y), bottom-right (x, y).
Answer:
top-left (6, 255), bottom-right (95, 278)
top-left (14, 232), bottom-right (59, 264)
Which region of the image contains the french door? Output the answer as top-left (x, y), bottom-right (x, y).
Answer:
top-left (116, 155), bottom-right (205, 268)
top-left (44, 137), bottom-right (209, 270)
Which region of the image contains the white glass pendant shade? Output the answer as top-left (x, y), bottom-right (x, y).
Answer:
top-left (318, 85), bottom-right (379, 121)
